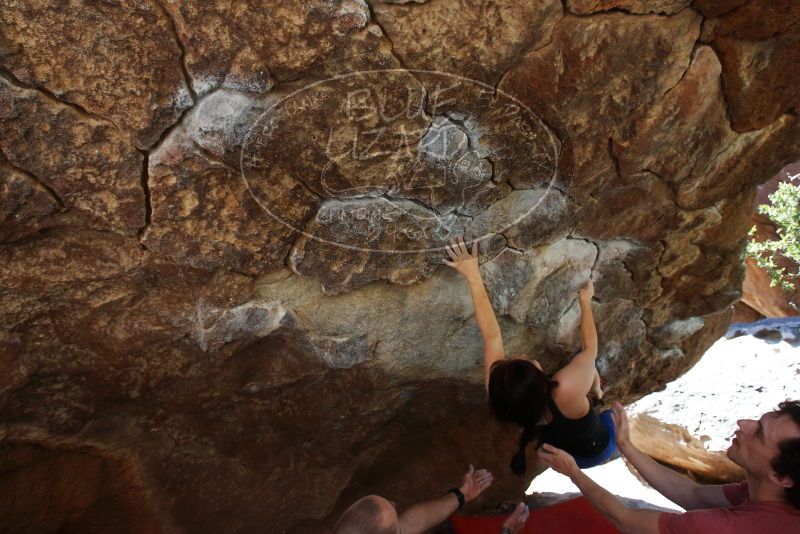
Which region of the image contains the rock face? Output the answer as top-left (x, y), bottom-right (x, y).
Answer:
top-left (0, 0), bottom-right (192, 149)
top-left (630, 414), bottom-right (744, 483)
top-left (1, 2), bottom-right (799, 532)
top-left (741, 160), bottom-right (800, 318)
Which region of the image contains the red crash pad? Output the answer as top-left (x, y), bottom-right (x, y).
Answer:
top-left (450, 496), bottom-right (621, 534)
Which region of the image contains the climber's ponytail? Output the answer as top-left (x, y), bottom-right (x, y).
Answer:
top-left (488, 358), bottom-right (555, 475)
top-left (510, 425), bottom-right (541, 476)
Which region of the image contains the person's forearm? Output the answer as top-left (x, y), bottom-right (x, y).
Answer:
top-left (398, 493), bottom-right (459, 534)
top-left (570, 470), bottom-right (634, 531)
top-left (466, 274), bottom-right (502, 345)
top-left (619, 442), bottom-right (698, 509)
top-left (578, 296), bottom-right (598, 355)
top-left (571, 470), bottom-right (661, 533)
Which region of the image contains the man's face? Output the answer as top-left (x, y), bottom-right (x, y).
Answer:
top-left (728, 410), bottom-right (800, 481)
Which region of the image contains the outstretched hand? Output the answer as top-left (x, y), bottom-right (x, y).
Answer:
top-left (459, 464), bottom-right (494, 503)
top-left (443, 237), bottom-right (480, 281)
top-left (537, 443), bottom-right (580, 479)
top-left (501, 502), bottom-right (530, 534)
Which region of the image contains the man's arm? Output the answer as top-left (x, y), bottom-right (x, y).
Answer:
top-left (538, 444), bottom-right (661, 534)
top-left (398, 493), bottom-right (460, 534)
top-left (571, 469), bottom-right (662, 534)
top-left (612, 403), bottom-right (730, 511)
top-left (399, 465), bottom-right (493, 534)
top-left (443, 238), bottom-right (504, 391)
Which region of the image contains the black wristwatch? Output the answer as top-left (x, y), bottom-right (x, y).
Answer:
top-left (448, 487), bottom-right (466, 509)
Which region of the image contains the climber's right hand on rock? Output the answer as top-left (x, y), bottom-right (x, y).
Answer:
top-left (443, 236), bottom-right (480, 281)
top-left (612, 401), bottom-right (632, 452)
top-left (501, 502), bottom-right (530, 534)
top-left (579, 278), bottom-right (594, 302)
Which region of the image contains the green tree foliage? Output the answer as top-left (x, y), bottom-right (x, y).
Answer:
top-left (746, 180), bottom-right (800, 292)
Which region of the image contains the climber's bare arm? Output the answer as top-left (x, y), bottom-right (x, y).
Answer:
top-left (552, 280), bottom-right (598, 410)
top-left (443, 237), bottom-right (504, 391)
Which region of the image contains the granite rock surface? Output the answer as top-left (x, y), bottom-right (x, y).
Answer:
top-left (1, 2), bottom-right (799, 532)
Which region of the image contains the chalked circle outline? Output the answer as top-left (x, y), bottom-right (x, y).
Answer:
top-left (240, 69), bottom-right (571, 254)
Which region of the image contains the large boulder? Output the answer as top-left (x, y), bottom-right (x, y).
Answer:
top-left (741, 160), bottom-right (800, 318)
top-left (1, 3), bottom-right (799, 532)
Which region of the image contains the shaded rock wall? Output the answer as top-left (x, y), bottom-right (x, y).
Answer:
top-left (1, 1), bottom-right (799, 532)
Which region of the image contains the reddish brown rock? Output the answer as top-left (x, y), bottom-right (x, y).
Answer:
top-left (0, 331), bottom-right (26, 400)
top-left (0, 0), bottom-right (191, 148)
top-left (370, 0), bottom-right (563, 84)
top-left (0, 229), bottom-right (255, 376)
top-left (242, 64), bottom-right (568, 292)
top-left (613, 44), bottom-right (800, 210)
top-left (0, 161), bottom-right (60, 243)
top-left (0, 77), bottom-right (144, 235)
top-left (567, 0), bottom-right (690, 14)
top-left (0, 4), bottom-right (799, 533)
top-left (732, 301), bottom-right (764, 323)
top-left (592, 239), bottom-right (663, 307)
top-left (615, 46), bottom-right (737, 199)
top-left (289, 197), bottom-right (470, 294)
top-left (161, 0), bottom-right (371, 93)
top-left (648, 189), bottom-right (755, 326)
top-left (143, 126), bottom-right (307, 274)
top-left (500, 10), bottom-right (701, 195)
top-left (700, 0), bottom-right (800, 131)
top-left (741, 256), bottom-right (799, 317)
top-left (630, 414), bottom-right (745, 483)
top-left (576, 170), bottom-right (677, 242)
top-left (677, 115), bottom-right (800, 209)
top-left (469, 188), bottom-right (580, 251)
top-left (183, 89), bottom-right (274, 167)
top-left (692, 0), bottom-right (749, 18)
top-left (741, 161), bottom-right (800, 317)
top-left (0, 442), bottom-right (165, 534)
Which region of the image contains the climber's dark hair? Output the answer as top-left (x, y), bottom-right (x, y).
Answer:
top-left (772, 400), bottom-right (800, 509)
top-left (488, 358), bottom-right (557, 476)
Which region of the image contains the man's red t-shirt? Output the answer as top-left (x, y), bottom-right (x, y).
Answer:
top-left (658, 482), bottom-right (800, 533)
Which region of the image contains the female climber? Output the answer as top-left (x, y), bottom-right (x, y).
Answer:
top-left (443, 237), bottom-right (616, 474)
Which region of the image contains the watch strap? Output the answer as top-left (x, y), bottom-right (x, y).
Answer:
top-left (448, 487), bottom-right (466, 509)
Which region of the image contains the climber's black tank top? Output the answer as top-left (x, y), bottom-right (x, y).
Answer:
top-left (539, 396), bottom-right (609, 458)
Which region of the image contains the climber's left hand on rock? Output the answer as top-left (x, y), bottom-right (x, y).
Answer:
top-left (443, 236), bottom-right (479, 281)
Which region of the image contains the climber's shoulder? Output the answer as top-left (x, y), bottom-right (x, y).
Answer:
top-left (550, 383), bottom-right (591, 419)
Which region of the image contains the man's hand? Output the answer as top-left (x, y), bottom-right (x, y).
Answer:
top-left (537, 444), bottom-right (580, 479)
top-left (398, 465), bottom-right (493, 534)
top-left (579, 279), bottom-right (594, 302)
top-left (612, 401), bottom-right (632, 452)
top-left (459, 464), bottom-right (494, 502)
top-left (501, 502), bottom-right (530, 534)
top-left (443, 237), bottom-right (480, 282)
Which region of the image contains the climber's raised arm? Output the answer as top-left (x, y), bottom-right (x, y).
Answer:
top-left (443, 237), bottom-right (504, 391)
top-left (552, 280), bottom-right (599, 405)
